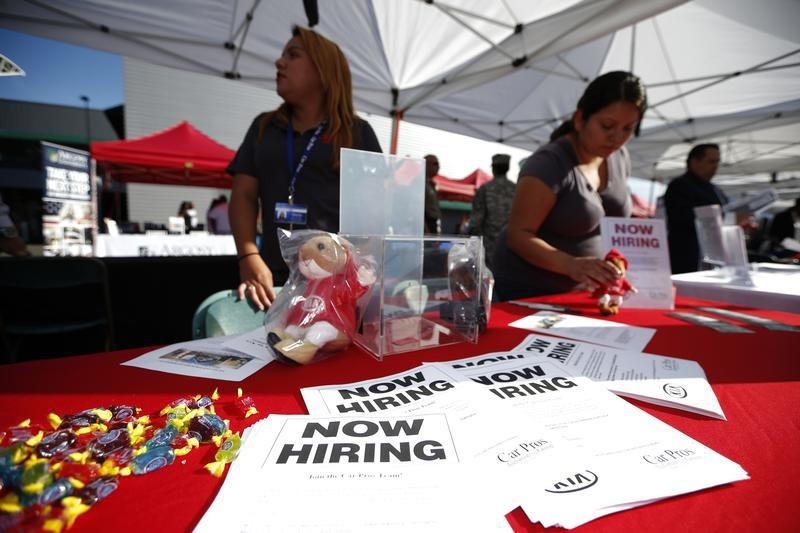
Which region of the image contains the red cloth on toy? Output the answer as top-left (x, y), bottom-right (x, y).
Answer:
top-left (284, 254), bottom-right (368, 338)
top-left (591, 276), bottom-right (635, 298)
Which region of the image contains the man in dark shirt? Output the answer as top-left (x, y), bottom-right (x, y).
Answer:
top-left (423, 154), bottom-right (442, 234)
top-left (768, 198), bottom-right (800, 247)
top-left (664, 143), bottom-right (727, 273)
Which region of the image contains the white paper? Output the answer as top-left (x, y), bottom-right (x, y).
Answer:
top-left (502, 334), bottom-right (725, 419)
top-left (434, 359), bottom-right (748, 528)
top-left (195, 413), bottom-right (512, 533)
top-left (221, 326), bottom-right (275, 360)
top-left (600, 217), bottom-right (675, 309)
top-left (509, 311), bottom-right (656, 352)
top-left (300, 365), bottom-right (606, 525)
top-left (121, 335), bottom-right (270, 381)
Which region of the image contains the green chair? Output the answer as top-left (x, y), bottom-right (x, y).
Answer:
top-left (192, 289), bottom-right (271, 339)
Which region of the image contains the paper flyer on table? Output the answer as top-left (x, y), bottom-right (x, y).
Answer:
top-left (433, 358), bottom-right (748, 528)
top-left (300, 363), bottom-right (569, 483)
top-left (600, 216), bottom-right (675, 309)
top-left (194, 413), bottom-right (512, 533)
top-left (300, 364), bottom-right (615, 525)
top-left (221, 326), bottom-right (276, 359)
top-left (509, 310), bottom-right (656, 352)
top-left (121, 335), bottom-right (271, 381)
top-left (498, 334), bottom-right (725, 419)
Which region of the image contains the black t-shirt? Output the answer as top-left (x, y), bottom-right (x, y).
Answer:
top-left (664, 171), bottom-right (728, 274)
top-left (227, 114), bottom-right (381, 283)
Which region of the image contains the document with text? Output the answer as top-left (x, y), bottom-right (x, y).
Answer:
top-left (501, 334), bottom-right (725, 418)
top-left (301, 364), bottom-right (612, 524)
top-left (122, 334), bottom-right (271, 381)
top-left (194, 413), bottom-right (512, 533)
top-left (433, 358), bottom-right (747, 528)
top-left (508, 311), bottom-right (656, 352)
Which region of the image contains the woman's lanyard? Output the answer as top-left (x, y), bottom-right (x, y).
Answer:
top-left (286, 116), bottom-right (326, 205)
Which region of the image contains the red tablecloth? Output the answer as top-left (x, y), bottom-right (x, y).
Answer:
top-left (1, 293), bottom-right (799, 532)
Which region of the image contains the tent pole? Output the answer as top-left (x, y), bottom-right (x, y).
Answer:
top-left (390, 110), bottom-right (403, 155)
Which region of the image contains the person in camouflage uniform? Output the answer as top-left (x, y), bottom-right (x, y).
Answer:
top-left (468, 154), bottom-right (515, 270)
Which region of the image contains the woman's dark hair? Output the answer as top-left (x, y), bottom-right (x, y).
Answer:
top-left (550, 71), bottom-right (647, 140)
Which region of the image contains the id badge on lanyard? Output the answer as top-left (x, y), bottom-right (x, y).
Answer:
top-left (274, 118), bottom-right (325, 227)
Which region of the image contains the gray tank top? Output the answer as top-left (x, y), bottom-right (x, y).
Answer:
top-left (493, 137), bottom-right (632, 299)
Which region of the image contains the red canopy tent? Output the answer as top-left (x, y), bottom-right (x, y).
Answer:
top-left (90, 121), bottom-right (235, 189)
top-left (433, 168), bottom-right (493, 202)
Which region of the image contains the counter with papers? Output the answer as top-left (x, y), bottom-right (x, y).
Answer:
top-left (0, 292), bottom-right (798, 532)
top-left (671, 263), bottom-right (800, 313)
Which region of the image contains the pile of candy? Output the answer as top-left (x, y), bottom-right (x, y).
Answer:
top-left (0, 388), bottom-right (258, 532)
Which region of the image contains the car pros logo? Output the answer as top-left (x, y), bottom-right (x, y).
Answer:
top-left (545, 470), bottom-right (598, 493)
top-left (663, 383), bottom-right (688, 398)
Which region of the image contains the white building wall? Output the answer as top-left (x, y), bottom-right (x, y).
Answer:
top-left (123, 58), bottom-right (531, 227)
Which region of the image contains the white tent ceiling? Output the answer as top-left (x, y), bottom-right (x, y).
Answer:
top-left (2, 0), bottom-right (799, 180)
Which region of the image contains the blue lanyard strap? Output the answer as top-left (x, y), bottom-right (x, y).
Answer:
top-left (286, 117), bottom-right (326, 203)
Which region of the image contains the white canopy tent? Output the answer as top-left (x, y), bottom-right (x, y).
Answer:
top-left (2, 0), bottom-right (798, 181)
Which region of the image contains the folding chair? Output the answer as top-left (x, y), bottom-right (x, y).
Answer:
top-left (192, 289), bottom-right (270, 339)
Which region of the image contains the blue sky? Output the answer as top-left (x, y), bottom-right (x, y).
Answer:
top-left (0, 29), bottom-right (123, 109)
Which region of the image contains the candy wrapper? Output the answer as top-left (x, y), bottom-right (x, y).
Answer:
top-left (590, 248), bottom-right (637, 315)
top-left (265, 229), bottom-right (377, 365)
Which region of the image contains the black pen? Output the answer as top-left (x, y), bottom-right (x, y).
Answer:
top-left (507, 300), bottom-right (579, 314)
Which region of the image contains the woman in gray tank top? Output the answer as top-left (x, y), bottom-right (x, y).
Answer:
top-left (493, 71), bottom-right (647, 300)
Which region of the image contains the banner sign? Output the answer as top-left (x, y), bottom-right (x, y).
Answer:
top-left (41, 141), bottom-right (95, 256)
top-left (600, 217), bottom-right (674, 309)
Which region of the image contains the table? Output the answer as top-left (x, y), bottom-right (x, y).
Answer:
top-left (95, 234), bottom-right (236, 257)
top-left (1, 293), bottom-right (798, 532)
top-left (671, 263), bottom-right (800, 313)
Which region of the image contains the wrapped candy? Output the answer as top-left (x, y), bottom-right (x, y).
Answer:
top-left (0, 390), bottom-right (239, 529)
top-left (87, 428), bottom-right (131, 462)
top-left (187, 414), bottom-right (226, 443)
top-left (234, 388), bottom-right (258, 419)
top-left (35, 429), bottom-right (79, 459)
top-left (204, 432), bottom-right (241, 477)
top-left (57, 462), bottom-right (100, 485)
top-left (130, 446), bottom-right (175, 475)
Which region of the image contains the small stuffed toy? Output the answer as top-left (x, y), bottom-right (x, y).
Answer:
top-left (267, 231), bottom-right (375, 365)
top-left (591, 248), bottom-right (637, 315)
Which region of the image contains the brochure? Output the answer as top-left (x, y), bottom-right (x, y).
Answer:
top-left (509, 311), bottom-right (656, 352)
top-left (194, 413), bottom-right (513, 532)
top-left (600, 217), bottom-right (675, 309)
top-left (300, 361), bottom-right (746, 529)
top-left (122, 334), bottom-right (272, 381)
top-left (434, 359), bottom-right (748, 528)
top-left (499, 334), bottom-right (725, 418)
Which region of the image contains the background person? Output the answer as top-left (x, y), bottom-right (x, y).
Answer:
top-left (228, 25), bottom-right (381, 310)
top-left (663, 143), bottom-right (726, 273)
top-left (767, 197), bottom-right (800, 252)
top-left (468, 153), bottom-right (515, 270)
top-left (423, 154), bottom-right (442, 234)
top-left (206, 194), bottom-right (231, 234)
top-left (177, 201), bottom-right (197, 233)
top-left (0, 193), bottom-right (29, 257)
top-left (492, 71), bottom-right (647, 300)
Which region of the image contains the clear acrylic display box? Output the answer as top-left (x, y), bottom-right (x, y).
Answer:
top-left (339, 148), bottom-right (425, 237)
top-left (344, 234), bottom-right (491, 361)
